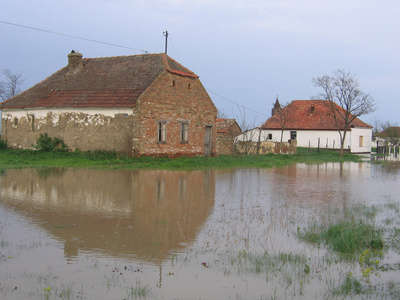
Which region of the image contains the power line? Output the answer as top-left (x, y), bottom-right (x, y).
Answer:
top-left (206, 88), bottom-right (268, 117)
top-left (1, 20), bottom-right (265, 119)
top-left (0, 20), bottom-right (147, 53)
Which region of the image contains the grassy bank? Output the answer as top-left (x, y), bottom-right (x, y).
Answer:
top-left (0, 147), bottom-right (364, 170)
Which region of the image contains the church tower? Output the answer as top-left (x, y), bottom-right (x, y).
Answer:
top-left (272, 96), bottom-right (281, 116)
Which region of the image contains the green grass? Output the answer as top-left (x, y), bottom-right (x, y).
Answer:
top-left (333, 274), bottom-right (365, 296)
top-left (298, 218), bottom-right (383, 259)
top-left (0, 147), bottom-right (363, 170)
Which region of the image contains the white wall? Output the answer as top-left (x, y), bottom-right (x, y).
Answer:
top-left (236, 127), bottom-right (372, 153)
top-left (349, 127), bottom-right (372, 153)
top-left (3, 107), bottom-right (133, 119)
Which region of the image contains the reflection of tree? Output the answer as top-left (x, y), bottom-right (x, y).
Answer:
top-left (0, 169), bottom-right (215, 263)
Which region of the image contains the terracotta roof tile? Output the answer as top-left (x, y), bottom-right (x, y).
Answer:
top-left (262, 100), bottom-right (372, 130)
top-left (375, 127), bottom-right (400, 137)
top-left (33, 89), bottom-right (144, 108)
top-left (1, 53), bottom-right (198, 109)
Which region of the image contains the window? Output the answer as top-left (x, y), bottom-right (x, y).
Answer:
top-left (157, 122), bottom-right (166, 143)
top-left (359, 136), bottom-right (364, 147)
top-left (267, 133), bottom-right (272, 140)
top-left (13, 117), bottom-right (18, 126)
top-left (180, 122), bottom-right (189, 143)
top-left (29, 114), bottom-right (35, 131)
top-left (290, 131), bottom-right (297, 141)
top-left (187, 83), bottom-right (191, 89)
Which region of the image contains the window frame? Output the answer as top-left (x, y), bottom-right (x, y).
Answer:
top-left (157, 121), bottom-right (167, 143)
top-left (180, 121), bottom-right (189, 143)
top-left (290, 131), bottom-right (297, 141)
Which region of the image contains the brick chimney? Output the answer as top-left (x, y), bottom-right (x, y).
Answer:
top-left (67, 50), bottom-right (83, 69)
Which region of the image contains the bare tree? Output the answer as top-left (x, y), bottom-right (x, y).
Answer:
top-left (376, 121), bottom-right (400, 146)
top-left (313, 69), bottom-right (375, 156)
top-left (275, 102), bottom-right (290, 145)
top-left (0, 69), bottom-right (25, 101)
top-left (217, 108), bottom-right (229, 119)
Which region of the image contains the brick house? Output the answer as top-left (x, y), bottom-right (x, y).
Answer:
top-left (0, 52), bottom-right (218, 156)
top-left (237, 100), bottom-right (373, 153)
top-left (215, 118), bottom-right (242, 155)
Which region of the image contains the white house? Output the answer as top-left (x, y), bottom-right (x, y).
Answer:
top-left (237, 100), bottom-right (373, 153)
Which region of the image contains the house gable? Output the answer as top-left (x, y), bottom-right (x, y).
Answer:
top-left (262, 100), bottom-right (372, 131)
top-left (216, 118), bottom-right (242, 155)
top-left (0, 52), bottom-right (218, 156)
top-left (375, 127), bottom-right (400, 138)
top-left (242, 99), bottom-right (373, 153)
top-left (0, 53), bottom-right (198, 110)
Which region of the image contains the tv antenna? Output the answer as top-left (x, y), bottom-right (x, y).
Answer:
top-left (163, 31), bottom-right (169, 54)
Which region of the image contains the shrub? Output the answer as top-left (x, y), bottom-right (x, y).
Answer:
top-left (0, 139), bottom-right (7, 150)
top-left (34, 133), bottom-right (68, 152)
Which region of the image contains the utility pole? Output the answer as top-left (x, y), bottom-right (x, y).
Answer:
top-left (163, 31), bottom-right (168, 54)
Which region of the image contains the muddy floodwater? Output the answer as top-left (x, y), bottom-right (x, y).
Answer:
top-left (1, 163), bottom-right (400, 299)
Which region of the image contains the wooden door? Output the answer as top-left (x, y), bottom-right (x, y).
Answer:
top-left (204, 126), bottom-right (212, 156)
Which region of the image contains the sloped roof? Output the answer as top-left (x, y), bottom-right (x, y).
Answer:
top-left (1, 53), bottom-right (198, 109)
top-left (375, 127), bottom-right (400, 137)
top-left (216, 118), bottom-right (242, 134)
top-left (34, 89), bottom-right (146, 108)
top-left (261, 100), bottom-right (372, 130)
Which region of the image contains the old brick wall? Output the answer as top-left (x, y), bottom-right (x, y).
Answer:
top-left (1, 110), bottom-right (134, 153)
top-left (216, 135), bottom-right (236, 155)
top-left (133, 72), bottom-right (218, 157)
top-left (216, 121), bottom-right (242, 155)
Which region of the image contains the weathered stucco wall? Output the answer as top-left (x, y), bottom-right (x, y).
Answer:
top-left (236, 140), bottom-right (297, 154)
top-left (1, 108), bottom-right (134, 153)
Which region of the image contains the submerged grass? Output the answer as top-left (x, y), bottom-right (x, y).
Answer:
top-left (300, 221), bottom-right (383, 257)
top-left (0, 147), bottom-right (363, 170)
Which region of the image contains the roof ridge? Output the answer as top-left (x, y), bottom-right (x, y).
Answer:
top-left (83, 52), bottom-right (164, 61)
top-left (162, 54), bottom-right (199, 78)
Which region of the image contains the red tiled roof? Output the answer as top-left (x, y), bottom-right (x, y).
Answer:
top-left (375, 127), bottom-right (400, 137)
top-left (261, 100), bottom-right (372, 130)
top-left (33, 89), bottom-right (145, 108)
top-left (1, 53), bottom-right (198, 109)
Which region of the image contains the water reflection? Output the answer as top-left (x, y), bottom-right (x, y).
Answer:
top-left (0, 168), bottom-right (216, 263)
top-left (1, 163), bottom-right (400, 299)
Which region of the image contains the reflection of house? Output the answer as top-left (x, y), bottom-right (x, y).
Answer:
top-left (0, 52), bottom-right (218, 157)
top-left (0, 168), bottom-right (215, 262)
top-left (216, 118), bottom-right (242, 155)
top-left (237, 100), bottom-right (373, 153)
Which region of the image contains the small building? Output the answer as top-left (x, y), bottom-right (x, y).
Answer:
top-left (374, 127), bottom-right (400, 146)
top-left (0, 52), bottom-right (218, 156)
top-left (237, 99), bottom-right (373, 153)
top-left (215, 118), bottom-right (242, 155)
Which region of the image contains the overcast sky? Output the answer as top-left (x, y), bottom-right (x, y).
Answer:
top-left (1, 0), bottom-right (399, 128)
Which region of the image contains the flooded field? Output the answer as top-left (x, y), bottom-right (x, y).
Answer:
top-left (0, 162), bottom-right (399, 299)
